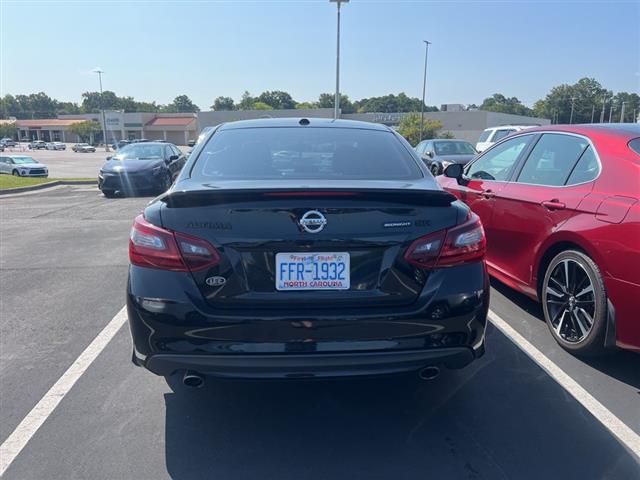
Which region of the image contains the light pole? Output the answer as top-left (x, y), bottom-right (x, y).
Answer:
top-left (569, 97), bottom-right (576, 124)
top-left (92, 68), bottom-right (110, 152)
top-left (419, 40), bottom-right (432, 142)
top-left (590, 104), bottom-right (595, 123)
top-left (330, 0), bottom-right (349, 120)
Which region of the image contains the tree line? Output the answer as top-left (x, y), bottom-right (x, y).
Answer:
top-left (1, 78), bottom-right (637, 124)
top-left (0, 90), bottom-right (436, 119)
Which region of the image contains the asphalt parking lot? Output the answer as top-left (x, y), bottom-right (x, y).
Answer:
top-left (0, 185), bottom-right (638, 479)
top-left (2, 143), bottom-right (189, 179)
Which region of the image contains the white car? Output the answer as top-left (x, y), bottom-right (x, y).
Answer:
top-left (45, 141), bottom-right (66, 150)
top-left (0, 155), bottom-right (49, 177)
top-left (475, 125), bottom-right (534, 152)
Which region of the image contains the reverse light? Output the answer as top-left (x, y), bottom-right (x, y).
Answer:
top-left (129, 215), bottom-right (220, 272)
top-left (404, 213), bottom-right (485, 268)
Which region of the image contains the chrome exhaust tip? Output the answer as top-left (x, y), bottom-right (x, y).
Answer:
top-left (418, 366), bottom-right (440, 381)
top-left (182, 370), bottom-right (205, 388)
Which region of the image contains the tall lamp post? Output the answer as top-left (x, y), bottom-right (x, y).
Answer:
top-left (92, 68), bottom-right (110, 152)
top-left (419, 40), bottom-right (432, 142)
top-left (330, 0), bottom-right (349, 120)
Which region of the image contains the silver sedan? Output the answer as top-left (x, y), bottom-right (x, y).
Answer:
top-left (0, 155), bottom-right (49, 177)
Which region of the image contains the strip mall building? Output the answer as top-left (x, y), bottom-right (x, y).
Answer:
top-left (16, 112), bottom-right (198, 145)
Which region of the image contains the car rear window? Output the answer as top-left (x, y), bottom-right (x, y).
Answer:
top-left (191, 127), bottom-right (422, 180)
top-left (629, 138), bottom-right (640, 157)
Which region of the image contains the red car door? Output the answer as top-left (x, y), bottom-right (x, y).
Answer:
top-left (440, 134), bottom-right (535, 268)
top-left (490, 133), bottom-right (597, 296)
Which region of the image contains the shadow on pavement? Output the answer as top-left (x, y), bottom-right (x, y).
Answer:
top-left (163, 326), bottom-right (639, 479)
top-left (490, 278), bottom-right (640, 391)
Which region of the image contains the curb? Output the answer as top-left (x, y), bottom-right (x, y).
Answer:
top-left (0, 180), bottom-right (96, 196)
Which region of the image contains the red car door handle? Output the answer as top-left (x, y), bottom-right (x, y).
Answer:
top-left (481, 189), bottom-right (495, 199)
top-left (542, 199), bottom-right (566, 210)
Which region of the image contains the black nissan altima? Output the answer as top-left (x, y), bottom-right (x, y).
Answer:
top-left (127, 118), bottom-right (489, 389)
top-left (98, 142), bottom-right (186, 197)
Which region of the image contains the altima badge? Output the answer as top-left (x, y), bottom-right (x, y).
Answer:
top-left (206, 276), bottom-right (226, 287)
top-left (299, 210), bottom-right (327, 233)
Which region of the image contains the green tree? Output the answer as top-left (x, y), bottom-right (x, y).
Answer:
top-left (211, 96), bottom-right (236, 111)
top-left (355, 93), bottom-right (437, 113)
top-left (480, 93), bottom-right (532, 116)
top-left (0, 122), bottom-right (17, 138)
top-left (55, 101), bottom-right (81, 115)
top-left (316, 93), bottom-right (355, 113)
top-left (134, 101), bottom-right (160, 112)
top-left (532, 78), bottom-right (611, 124)
top-left (161, 95), bottom-right (200, 113)
top-left (69, 120), bottom-right (102, 142)
top-left (252, 101), bottom-right (273, 110)
top-left (439, 131), bottom-right (455, 139)
top-left (611, 92), bottom-right (640, 122)
top-left (397, 112), bottom-right (443, 146)
top-left (81, 91), bottom-right (120, 113)
top-left (257, 91), bottom-right (296, 110)
top-left (238, 91), bottom-right (255, 110)
top-left (295, 101), bottom-right (318, 109)
top-left (0, 95), bottom-right (22, 118)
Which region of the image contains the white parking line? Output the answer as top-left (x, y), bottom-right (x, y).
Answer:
top-left (0, 307), bottom-right (127, 476)
top-left (488, 310), bottom-right (640, 459)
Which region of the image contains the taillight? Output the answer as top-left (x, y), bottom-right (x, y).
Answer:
top-left (404, 213), bottom-right (485, 268)
top-left (129, 215), bottom-right (220, 272)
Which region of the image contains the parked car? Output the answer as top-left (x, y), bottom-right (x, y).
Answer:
top-left (28, 140), bottom-right (47, 150)
top-left (0, 137), bottom-right (16, 147)
top-left (438, 123), bottom-right (640, 354)
top-left (0, 155), bottom-right (48, 177)
top-left (98, 141), bottom-right (186, 197)
top-left (187, 139), bottom-right (196, 147)
top-left (45, 141), bottom-right (66, 150)
top-left (415, 139), bottom-right (477, 176)
top-left (72, 143), bottom-right (96, 153)
top-left (126, 118), bottom-right (489, 390)
top-left (475, 125), bottom-right (535, 153)
top-left (0, 144), bottom-right (4, 152)
top-left (112, 140), bottom-right (131, 150)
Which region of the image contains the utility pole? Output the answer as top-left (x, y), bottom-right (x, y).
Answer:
top-left (92, 68), bottom-right (110, 152)
top-left (599, 95), bottom-right (607, 123)
top-left (419, 40), bottom-right (432, 142)
top-left (619, 102), bottom-right (626, 123)
top-left (569, 97), bottom-right (576, 124)
top-left (608, 103), bottom-right (614, 123)
top-left (330, 0), bottom-right (349, 120)
top-left (590, 104), bottom-right (595, 123)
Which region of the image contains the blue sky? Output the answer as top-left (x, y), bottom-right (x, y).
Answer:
top-left (1, 0), bottom-right (638, 109)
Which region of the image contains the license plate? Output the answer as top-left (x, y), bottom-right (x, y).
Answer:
top-left (276, 252), bottom-right (350, 291)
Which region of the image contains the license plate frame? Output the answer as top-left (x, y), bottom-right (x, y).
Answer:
top-left (275, 252), bottom-right (350, 291)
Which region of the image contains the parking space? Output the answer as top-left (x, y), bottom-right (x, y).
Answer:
top-left (0, 187), bottom-right (638, 478)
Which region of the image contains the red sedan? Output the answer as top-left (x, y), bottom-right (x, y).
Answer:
top-left (438, 124), bottom-right (639, 355)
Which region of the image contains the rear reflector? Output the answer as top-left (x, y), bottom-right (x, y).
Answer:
top-left (129, 215), bottom-right (220, 272)
top-left (404, 213), bottom-right (486, 268)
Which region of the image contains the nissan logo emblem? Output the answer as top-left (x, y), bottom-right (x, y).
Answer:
top-left (299, 210), bottom-right (327, 233)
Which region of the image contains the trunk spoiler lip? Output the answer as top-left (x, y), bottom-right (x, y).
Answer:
top-left (159, 187), bottom-right (457, 208)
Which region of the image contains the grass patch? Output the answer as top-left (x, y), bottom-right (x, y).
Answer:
top-left (0, 176), bottom-right (95, 190)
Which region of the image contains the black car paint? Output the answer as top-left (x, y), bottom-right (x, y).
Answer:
top-left (127, 119), bottom-right (489, 379)
top-left (98, 142), bottom-right (186, 196)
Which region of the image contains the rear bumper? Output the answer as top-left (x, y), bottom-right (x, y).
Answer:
top-left (143, 347), bottom-right (477, 379)
top-left (127, 261), bottom-right (489, 379)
